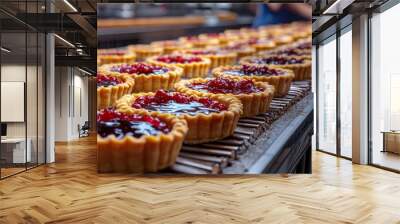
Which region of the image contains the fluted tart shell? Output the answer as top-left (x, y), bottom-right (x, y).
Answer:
top-left (175, 78), bottom-right (275, 117)
top-left (97, 111), bottom-right (188, 173)
top-left (116, 92), bottom-right (242, 144)
top-left (97, 74), bottom-right (135, 110)
top-left (240, 55), bottom-right (311, 81)
top-left (99, 63), bottom-right (183, 93)
top-left (97, 49), bottom-right (136, 66)
top-left (147, 55), bottom-right (211, 79)
top-left (212, 65), bottom-right (294, 97)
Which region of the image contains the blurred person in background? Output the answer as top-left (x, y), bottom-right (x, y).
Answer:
top-left (253, 3), bottom-right (312, 27)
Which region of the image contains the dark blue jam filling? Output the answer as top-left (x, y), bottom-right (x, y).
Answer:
top-left (111, 63), bottom-right (169, 75)
top-left (248, 56), bottom-right (304, 65)
top-left (97, 74), bottom-right (121, 87)
top-left (223, 65), bottom-right (284, 76)
top-left (97, 109), bottom-right (170, 139)
top-left (144, 101), bottom-right (220, 116)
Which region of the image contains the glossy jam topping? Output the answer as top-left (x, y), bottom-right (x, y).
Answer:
top-left (224, 65), bottom-right (284, 76)
top-left (132, 90), bottom-right (227, 116)
top-left (188, 78), bottom-right (262, 94)
top-left (247, 56), bottom-right (304, 65)
top-left (97, 74), bottom-right (122, 87)
top-left (97, 109), bottom-right (170, 139)
top-left (271, 48), bottom-right (305, 56)
top-left (156, 55), bottom-right (202, 64)
top-left (111, 63), bottom-right (169, 75)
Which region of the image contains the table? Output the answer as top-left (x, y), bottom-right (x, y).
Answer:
top-left (1, 138), bottom-right (31, 164)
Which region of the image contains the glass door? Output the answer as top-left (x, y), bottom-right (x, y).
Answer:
top-left (370, 3), bottom-right (400, 171)
top-left (317, 36), bottom-right (337, 154)
top-left (339, 27), bottom-right (352, 158)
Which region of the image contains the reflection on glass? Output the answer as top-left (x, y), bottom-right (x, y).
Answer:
top-left (371, 4), bottom-right (400, 171)
top-left (1, 31), bottom-right (27, 177)
top-left (318, 37), bottom-right (337, 154)
top-left (340, 29), bottom-right (352, 158)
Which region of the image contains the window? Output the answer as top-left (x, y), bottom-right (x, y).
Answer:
top-left (370, 3), bottom-right (400, 171)
top-left (317, 36), bottom-right (337, 154)
top-left (339, 28), bottom-right (352, 158)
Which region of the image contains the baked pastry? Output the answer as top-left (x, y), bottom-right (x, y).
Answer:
top-left (116, 90), bottom-right (242, 144)
top-left (147, 54), bottom-right (211, 78)
top-left (97, 108), bottom-right (188, 173)
top-left (198, 33), bottom-right (229, 46)
top-left (240, 38), bottom-right (276, 52)
top-left (128, 44), bottom-right (162, 61)
top-left (97, 48), bottom-right (136, 66)
top-left (258, 47), bottom-right (311, 60)
top-left (150, 40), bottom-right (192, 54)
top-left (99, 62), bottom-right (183, 93)
top-left (97, 73), bottom-right (135, 109)
top-left (175, 77), bottom-right (274, 117)
top-left (240, 55), bottom-right (311, 81)
top-left (212, 64), bottom-right (294, 97)
top-left (180, 49), bottom-right (237, 68)
top-left (219, 43), bottom-right (256, 60)
top-left (179, 36), bottom-right (218, 48)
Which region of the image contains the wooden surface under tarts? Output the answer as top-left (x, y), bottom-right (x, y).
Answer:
top-left (1, 136), bottom-right (400, 223)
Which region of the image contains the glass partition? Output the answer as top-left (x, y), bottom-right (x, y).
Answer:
top-left (370, 3), bottom-right (400, 171)
top-left (339, 28), bottom-right (352, 158)
top-left (317, 36), bottom-right (337, 154)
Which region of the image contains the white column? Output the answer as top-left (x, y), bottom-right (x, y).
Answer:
top-left (352, 14), bottom-right (369, 164)
top-left (46, 33), bottom-right (55, 163)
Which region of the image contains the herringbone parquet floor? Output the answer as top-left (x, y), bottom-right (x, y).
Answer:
top-left (1, 135), bottom-right (400, 224)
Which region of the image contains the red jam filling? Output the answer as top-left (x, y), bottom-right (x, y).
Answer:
top-left (97, 109), bottom-right (170, 139)
top-left (295, 42), bottom-right (311, 50)
top-left (224, 65), bottom-right (284, 76)
top-left (132, 90), bottom-right (227, 116)
top-left (111, 63), bottom-right (169, 75)
top-left (248, 56), bottom-right (304, 65)
top-left (156, 55), bottom-right (202, 64)
top-left (188, 78), bottom-right (262, 94)
top-left (97, 74), bottom-right (122, 87)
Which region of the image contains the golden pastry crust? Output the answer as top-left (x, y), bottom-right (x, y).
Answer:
top-left (251, 40), bottom-right (277, 52)
top-left (180, 49), bottom-right (237, 68)
top-left (98, 63), bottom-right (183, 93)
top-left (128, 44), bottom-right (162, 61)
top-left (150, 40), bottom-right (192, 54)
top-left (97, 74), bottom-right (135, 110)
top-left (97, 49), bottom-right (136, 66)
top-left (147, 54), bottom-right (211, 78)
top-left (175, 78), bottom-right (275, 117)
top-left (212, 65), bottom-right (294, 97)
top-left (258, 47), bottom-right (312, 60)
top-left (178, 36), bottom-right (219, 48)
top-left (116, 92), bottom-right (242, 144)
top-left (240, 55), bottom-right (311, 81)
top-left (97, 110), bottom-right (188, 173)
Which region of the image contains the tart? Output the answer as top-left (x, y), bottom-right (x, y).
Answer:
top-left (175, 77), bottom-right (274, 117)
top-left (198, 33), bottom-right (229, 46)
top-left (219, 43), bottom-right (256, 60)
top-left (99, 62), bottom-right (183, 93)
top-left (128, 44), bottom-right (162, 61)
top-left (151, 40), bottom-right (192, 54)
top-left (258, 47), bottom-right (311, 60)
top-left (179, 36), bottom-right (218, 48)
top-left (245, 38), bottom-right (277, 52)
top-left (97, 48), bottom-right (136, 66)
top-left (212, 64), bottom-right (294, 97)
top-left (240, 55), bottom-right (311, 81)
top-left (180, 49), bottom-right (237, 68)
top-left (147, 54), bottom-right (211, 78)
top-left (97, 108), bottom-right (188, 173)
top-left (97, 73), bottom-right (135, 109)
top-left (116, 90), bottom-right (242, 144)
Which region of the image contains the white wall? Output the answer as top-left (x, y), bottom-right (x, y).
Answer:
top-left (54, 67), bottom-right (89, 141)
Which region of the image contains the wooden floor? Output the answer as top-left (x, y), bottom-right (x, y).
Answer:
top-left (1, 136), bottom-right (400, 223)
